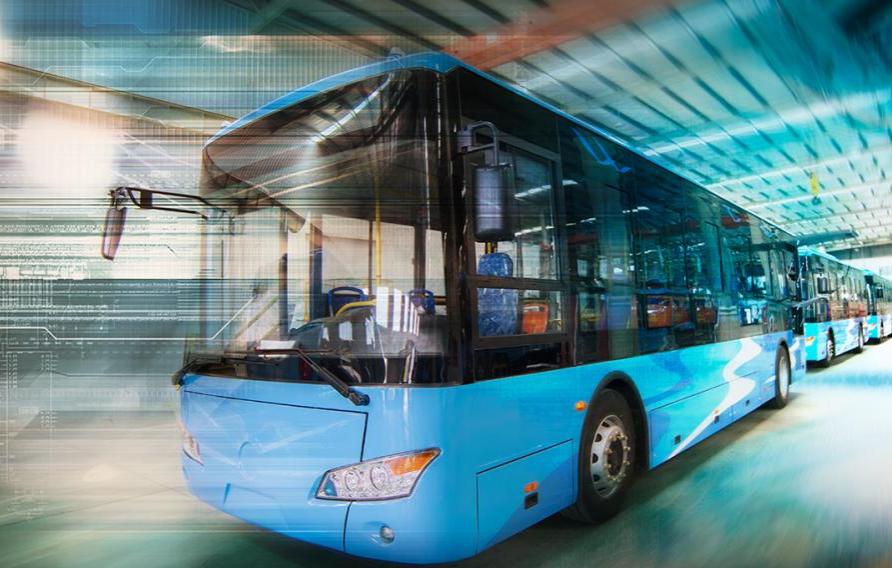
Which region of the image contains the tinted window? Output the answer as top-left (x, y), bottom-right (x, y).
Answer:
top-left (455, 69), bottom-right (559, 153)
top-left (471, 148), bottom-right (558, 280)
top-left (454, 69), bottom-right (567, 380)
top-left (682, 191), bottom-right (724, 345)
top-left (560, 123), bottom-right (635, 362)
top-left (633, 157), bottom-right (689, 353)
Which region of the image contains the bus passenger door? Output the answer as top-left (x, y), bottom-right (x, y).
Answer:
top-left (459, 129), bottom-right (570, 381)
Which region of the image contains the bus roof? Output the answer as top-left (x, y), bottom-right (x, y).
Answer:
top-left (208, 51), bottom-right (796, 242)
top-left (798, 246), bottom-right (871, 279)
top-left (799, 246), bottom-right (848, 264)
top-left (207, 51), bottom-right (636, 150)
top-left (861, 268), bottom-right (892, 285)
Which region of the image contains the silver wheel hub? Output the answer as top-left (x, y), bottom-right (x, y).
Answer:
top-left (827, 338), bottom-right (834, 361)
top-left (589, 415), bottom-right (631, 497)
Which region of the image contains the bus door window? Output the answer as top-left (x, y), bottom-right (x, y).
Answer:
top-left (843, 274), bottom-right (852, 317)
top-left (682, 191), bottom-right (723, 346)
top-left (721, 209), bottom-right (771, 333)
top-left (632, 160), bottom-right (689, 354)
top-left (853, 272), bottom-right (866, 317)
top-left (866, 277), bottom-right (875, 315)
top-left (805, 257), bottom-right (830, 323)
top-left (471, 149), bottom-right (558, 281)
top-left (461, 138), bottom-right (566, 379)
top-left (560, 122), bottom-right (635, 363)
top-left (771, 247), bottom-right (796, 301)
top-left (829, 270), bottom-right (842, 319)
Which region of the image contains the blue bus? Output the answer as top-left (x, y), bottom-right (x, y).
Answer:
top-left (798, 247), bottom-right (868, 366)
top-left (102, 53), bottom-right (806, 563)
top-left (865, 270), bottom-right (892, 342)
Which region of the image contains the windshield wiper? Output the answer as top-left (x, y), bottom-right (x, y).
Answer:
top-left (253, 345), bottom-right (370, 406)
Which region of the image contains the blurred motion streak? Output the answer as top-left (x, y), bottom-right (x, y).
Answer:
top-left (449, 0), bottom-right (682, 69)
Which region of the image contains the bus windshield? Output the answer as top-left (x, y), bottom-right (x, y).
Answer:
top-left (188, 69), bottom-right (454, 385)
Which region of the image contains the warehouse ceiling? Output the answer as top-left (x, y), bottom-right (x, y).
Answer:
top-left (2, 0), bottom-right (890, 251)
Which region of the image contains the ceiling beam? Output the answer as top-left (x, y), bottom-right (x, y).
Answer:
top-left (796, 231), bottom-right (860, 246)
top-left (706, 143), bottom-right (892, 188)
top-left (746, 178), bottom-right (892, 209)
top-left (447, 0), bottom-right (679, 70)
top-left (832, 241), bottom-right (892, 259)
top-left (779, 202), bottom-right (892, 227)
top-left (0, 61), bottom-right (230, 133)
top-left (220, 0), bottom-right (390, 58)
top-left (250, 0), bottom-right (297, 33)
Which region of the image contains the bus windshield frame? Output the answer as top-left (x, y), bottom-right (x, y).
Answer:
top-left (186, 68), bottom-right (462, 386)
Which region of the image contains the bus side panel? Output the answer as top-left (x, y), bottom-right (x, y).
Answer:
top-left (867, 315), bottom-right (880, 340)
top-left (648, 384), bottom-right (731, 466)
top-left (790, 336), bottom-right (807, 381)
top-left (347, 332), bottom-right (790, 562)
top-left (647, 332), bottom-right (787, 467)
top-left (803, 322), bottom-right (830, 361)
top-left (833, 317), bottom-right (862, 355)
top-left (476, 441), bottom-right (574, 550)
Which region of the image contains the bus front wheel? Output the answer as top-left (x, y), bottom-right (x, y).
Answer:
top-left (768, 346), bottom-right (791, 409)
top-left (563, 389), bottom-right (636, 523)
top-left (819, 335), bottom-right (834, 368)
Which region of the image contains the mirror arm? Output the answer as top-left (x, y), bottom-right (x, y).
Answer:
top-left (456, 121), bottom-right (503, 166)
top-left (115, 186), bottom-right (215, 220)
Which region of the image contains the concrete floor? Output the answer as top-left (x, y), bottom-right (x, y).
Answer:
top-left (2, 342), bottom-right (892, 567)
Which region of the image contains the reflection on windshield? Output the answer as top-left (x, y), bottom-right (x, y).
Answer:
top-left (187, 69), bottom-right (451, 385)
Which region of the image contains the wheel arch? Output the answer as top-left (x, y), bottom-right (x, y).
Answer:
top-left (591, 371), bottom-right (650, 471)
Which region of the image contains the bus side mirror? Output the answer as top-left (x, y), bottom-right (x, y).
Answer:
top-left (877, 287), bottom-right (885, 299)
top-left (787, 262), bottom-right (799, 281)
top-left (816, 276), bottom-right (830, 295)
top-left (99, 186), bottom-right (221, 260)
top-left (101, 190), bottom-right (128, 260)
top-left (473, 163), bottom-right (515, 242)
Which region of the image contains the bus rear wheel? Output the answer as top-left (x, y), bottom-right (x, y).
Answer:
top-left (563, 389), bottom-right (636, 524)
top-left (819, 335), bottom-right (834, 368)
top-left (854, 326), bottom-right (865, 353)
top-left (768, 346), bottom-right (790, 409)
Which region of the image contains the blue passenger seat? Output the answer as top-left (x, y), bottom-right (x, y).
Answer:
top-left (477, 253), bottom-right (518, 336)
top-left (408, 288), bottom-right (436, 315)
top-left (328, 286), bottom-right (367, 316)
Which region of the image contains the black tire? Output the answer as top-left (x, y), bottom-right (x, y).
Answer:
top-left (563, 389), bottom-right (636, 524)
top-left (819, 334), bottom-right (834, 368)
top-left (854, 325), bottom-right (865, 353)
top-left (768, 346), bottom-right (791, 409)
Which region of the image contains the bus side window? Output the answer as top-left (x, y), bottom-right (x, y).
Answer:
top-left (720, 211), bottom-right (771, 330)
top-left (471, 150), bottom-right (558, 281)
top-left (632, 156), bottom-right (688, 354)
top-left (679, 191), bottom-right (722, 346)
top-left (559, 122), bottom-right (635, 363)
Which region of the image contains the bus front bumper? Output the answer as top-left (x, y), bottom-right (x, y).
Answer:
top-left (182, 454), bottom-right (476, 563)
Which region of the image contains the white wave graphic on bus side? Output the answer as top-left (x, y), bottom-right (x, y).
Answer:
top-left (667, 338), bottom-right (761, 459)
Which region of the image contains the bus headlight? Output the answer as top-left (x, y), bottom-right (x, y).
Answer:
top-left (179, 422), bottom-right (202, 465)
top-left (316, 448), bottom-right (439, 501)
